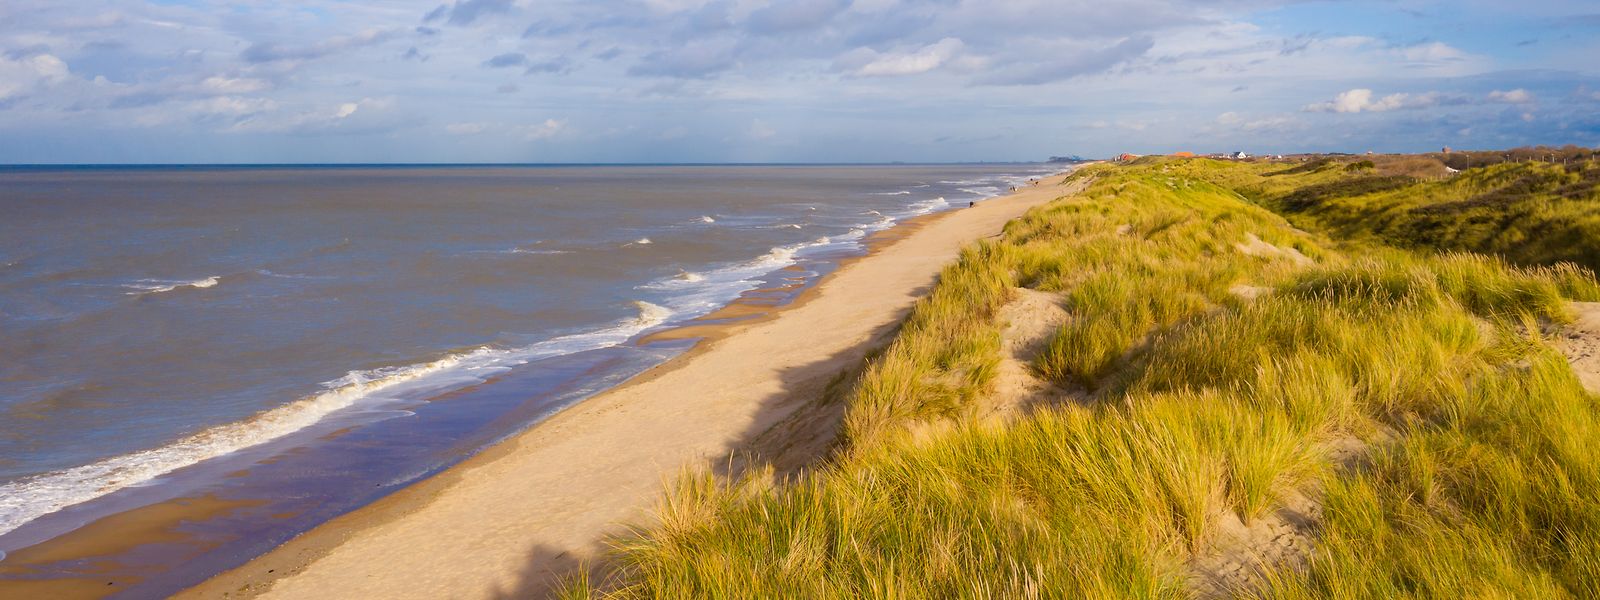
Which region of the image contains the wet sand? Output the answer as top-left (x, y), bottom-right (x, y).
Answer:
top-left (179, 171), bottom-right (1083, 599)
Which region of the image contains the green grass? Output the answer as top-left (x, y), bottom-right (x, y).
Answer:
top-left (1173, 157), bottom-right (1600, 273)
top-left (564, 159), bottom-right (1600, 599)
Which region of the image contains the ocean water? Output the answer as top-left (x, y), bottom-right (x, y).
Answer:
top-left (0, 164), bottom-right (1057, 593)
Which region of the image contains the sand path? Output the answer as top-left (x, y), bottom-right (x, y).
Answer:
top-left (181, 172), bottom-right (1083, 599)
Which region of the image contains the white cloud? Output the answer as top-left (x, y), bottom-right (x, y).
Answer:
top-left (852, 38), bottom-right (965, 77)
top-left (0, 53), bottom-right (70, 100)
top-left (0, 0), bottom-right (1591, 161)
top-left (226, 97), bottom-right (397, 134)
top-left (1488, 88), bottom-right (1533, 104)
top-left (195, 96), bottom-right (277, 116)
top-left (1395, 41), bottom-right (1467, 65)
top-left (1216, 112), bottom-right (1299, 132)
top-left (523, 119), bottom-right (567, 140)
top-left (196, 76), bottom-right (271, 95)
top-left (1303, 89), bottom-right (1443, 113)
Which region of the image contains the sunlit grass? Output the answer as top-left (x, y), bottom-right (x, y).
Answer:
top-left (566, 159), bottom-right (1600, 598)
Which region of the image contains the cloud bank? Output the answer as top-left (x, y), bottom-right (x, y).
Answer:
top-left (0, 0), bottom-right (1597, 162)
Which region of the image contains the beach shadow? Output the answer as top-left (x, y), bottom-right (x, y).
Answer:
top-left (490, 542), bottom-right (595, 600)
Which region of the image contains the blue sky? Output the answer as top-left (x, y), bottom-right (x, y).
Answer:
top-left (1, 0), bottom-right (1597, 163)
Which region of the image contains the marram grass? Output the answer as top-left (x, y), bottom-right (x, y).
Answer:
top-left (563, 158), bottom-right (1600, 599)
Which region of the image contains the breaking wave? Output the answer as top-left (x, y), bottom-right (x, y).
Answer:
top-left (0, 300), bottom-right (674, 537)
top-left (123, 276), bottom-right (220, 295)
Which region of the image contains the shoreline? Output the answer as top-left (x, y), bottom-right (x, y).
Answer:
top-left (176, 169), bottom-right (1082, 599)
top-left (0, 168), bottom-right (1053, 599)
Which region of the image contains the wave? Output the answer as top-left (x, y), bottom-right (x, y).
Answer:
top-left (255, 269), bottom-right (336, 280)
top-left (628, 238), bottom-right (653, 246)
top-left (871, 190), bottom-right (911, 196)
top-left (0, 300), bottom-right (674, 538)
top-left (628, 300), bottom-right (673, 328)
top-left (906, 196), bottom-right (950, 216)
top-left (637, 235), bottom-right (841, 314)
top-left (699, 216), bottom-right (716, 224)
top-left (123, 276), bottom-right (220, 295)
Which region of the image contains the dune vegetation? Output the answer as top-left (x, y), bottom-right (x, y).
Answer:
top-left (1166, 153), bottom-right (1600, 272)
top-left (563, 155), bottom-right (1600, 598)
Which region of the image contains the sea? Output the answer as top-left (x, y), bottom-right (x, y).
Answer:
top-left (0, 163), bottom-right (1061, 596)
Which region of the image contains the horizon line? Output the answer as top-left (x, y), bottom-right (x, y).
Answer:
top-left (0, 160), bottom-right (1087, 169)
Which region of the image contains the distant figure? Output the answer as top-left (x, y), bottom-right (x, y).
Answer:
top-left (969, 201), bottom-right (975, 208)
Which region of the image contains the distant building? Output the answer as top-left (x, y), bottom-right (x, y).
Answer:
top-left (1172, 151), bottom-right (1196, 158)
top-left (1117, 153), bottom-right (1140, 161)
top-left (1229, 151), bottom-right (1250, 159)
top-left (1442, 146), bottom-right (1453, 154)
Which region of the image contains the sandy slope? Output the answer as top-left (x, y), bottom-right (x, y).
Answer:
top-left (1561, 302), bottom-right (1600, 395)
top-left (181, 172), bottom-right (1084, 599)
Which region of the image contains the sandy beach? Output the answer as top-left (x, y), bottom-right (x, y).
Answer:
top-left (177, 171), bottom-right (1082, 599)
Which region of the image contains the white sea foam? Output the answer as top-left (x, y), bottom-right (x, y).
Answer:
top-left (124, 276), bottom-right (220, 295)
top-left (637, 235), bottom-right (840, 315)
top-left (906, 196), bottom-right (950, 216)
top-left (630, 238), bottom-right (653, 246)
top-left (699, 215), bottom-right (716, 223)
top-left (509, 248), bottom-right (575, 255)
top-left (0, 300), bottom-right (673, 538)
top-left (871, 190), bottom-right (911, 196)
top-left (870, 215), bottom-right (895, 230)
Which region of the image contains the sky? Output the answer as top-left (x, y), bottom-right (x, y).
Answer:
top-left (1, 0), bottom-right (1598, 163)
